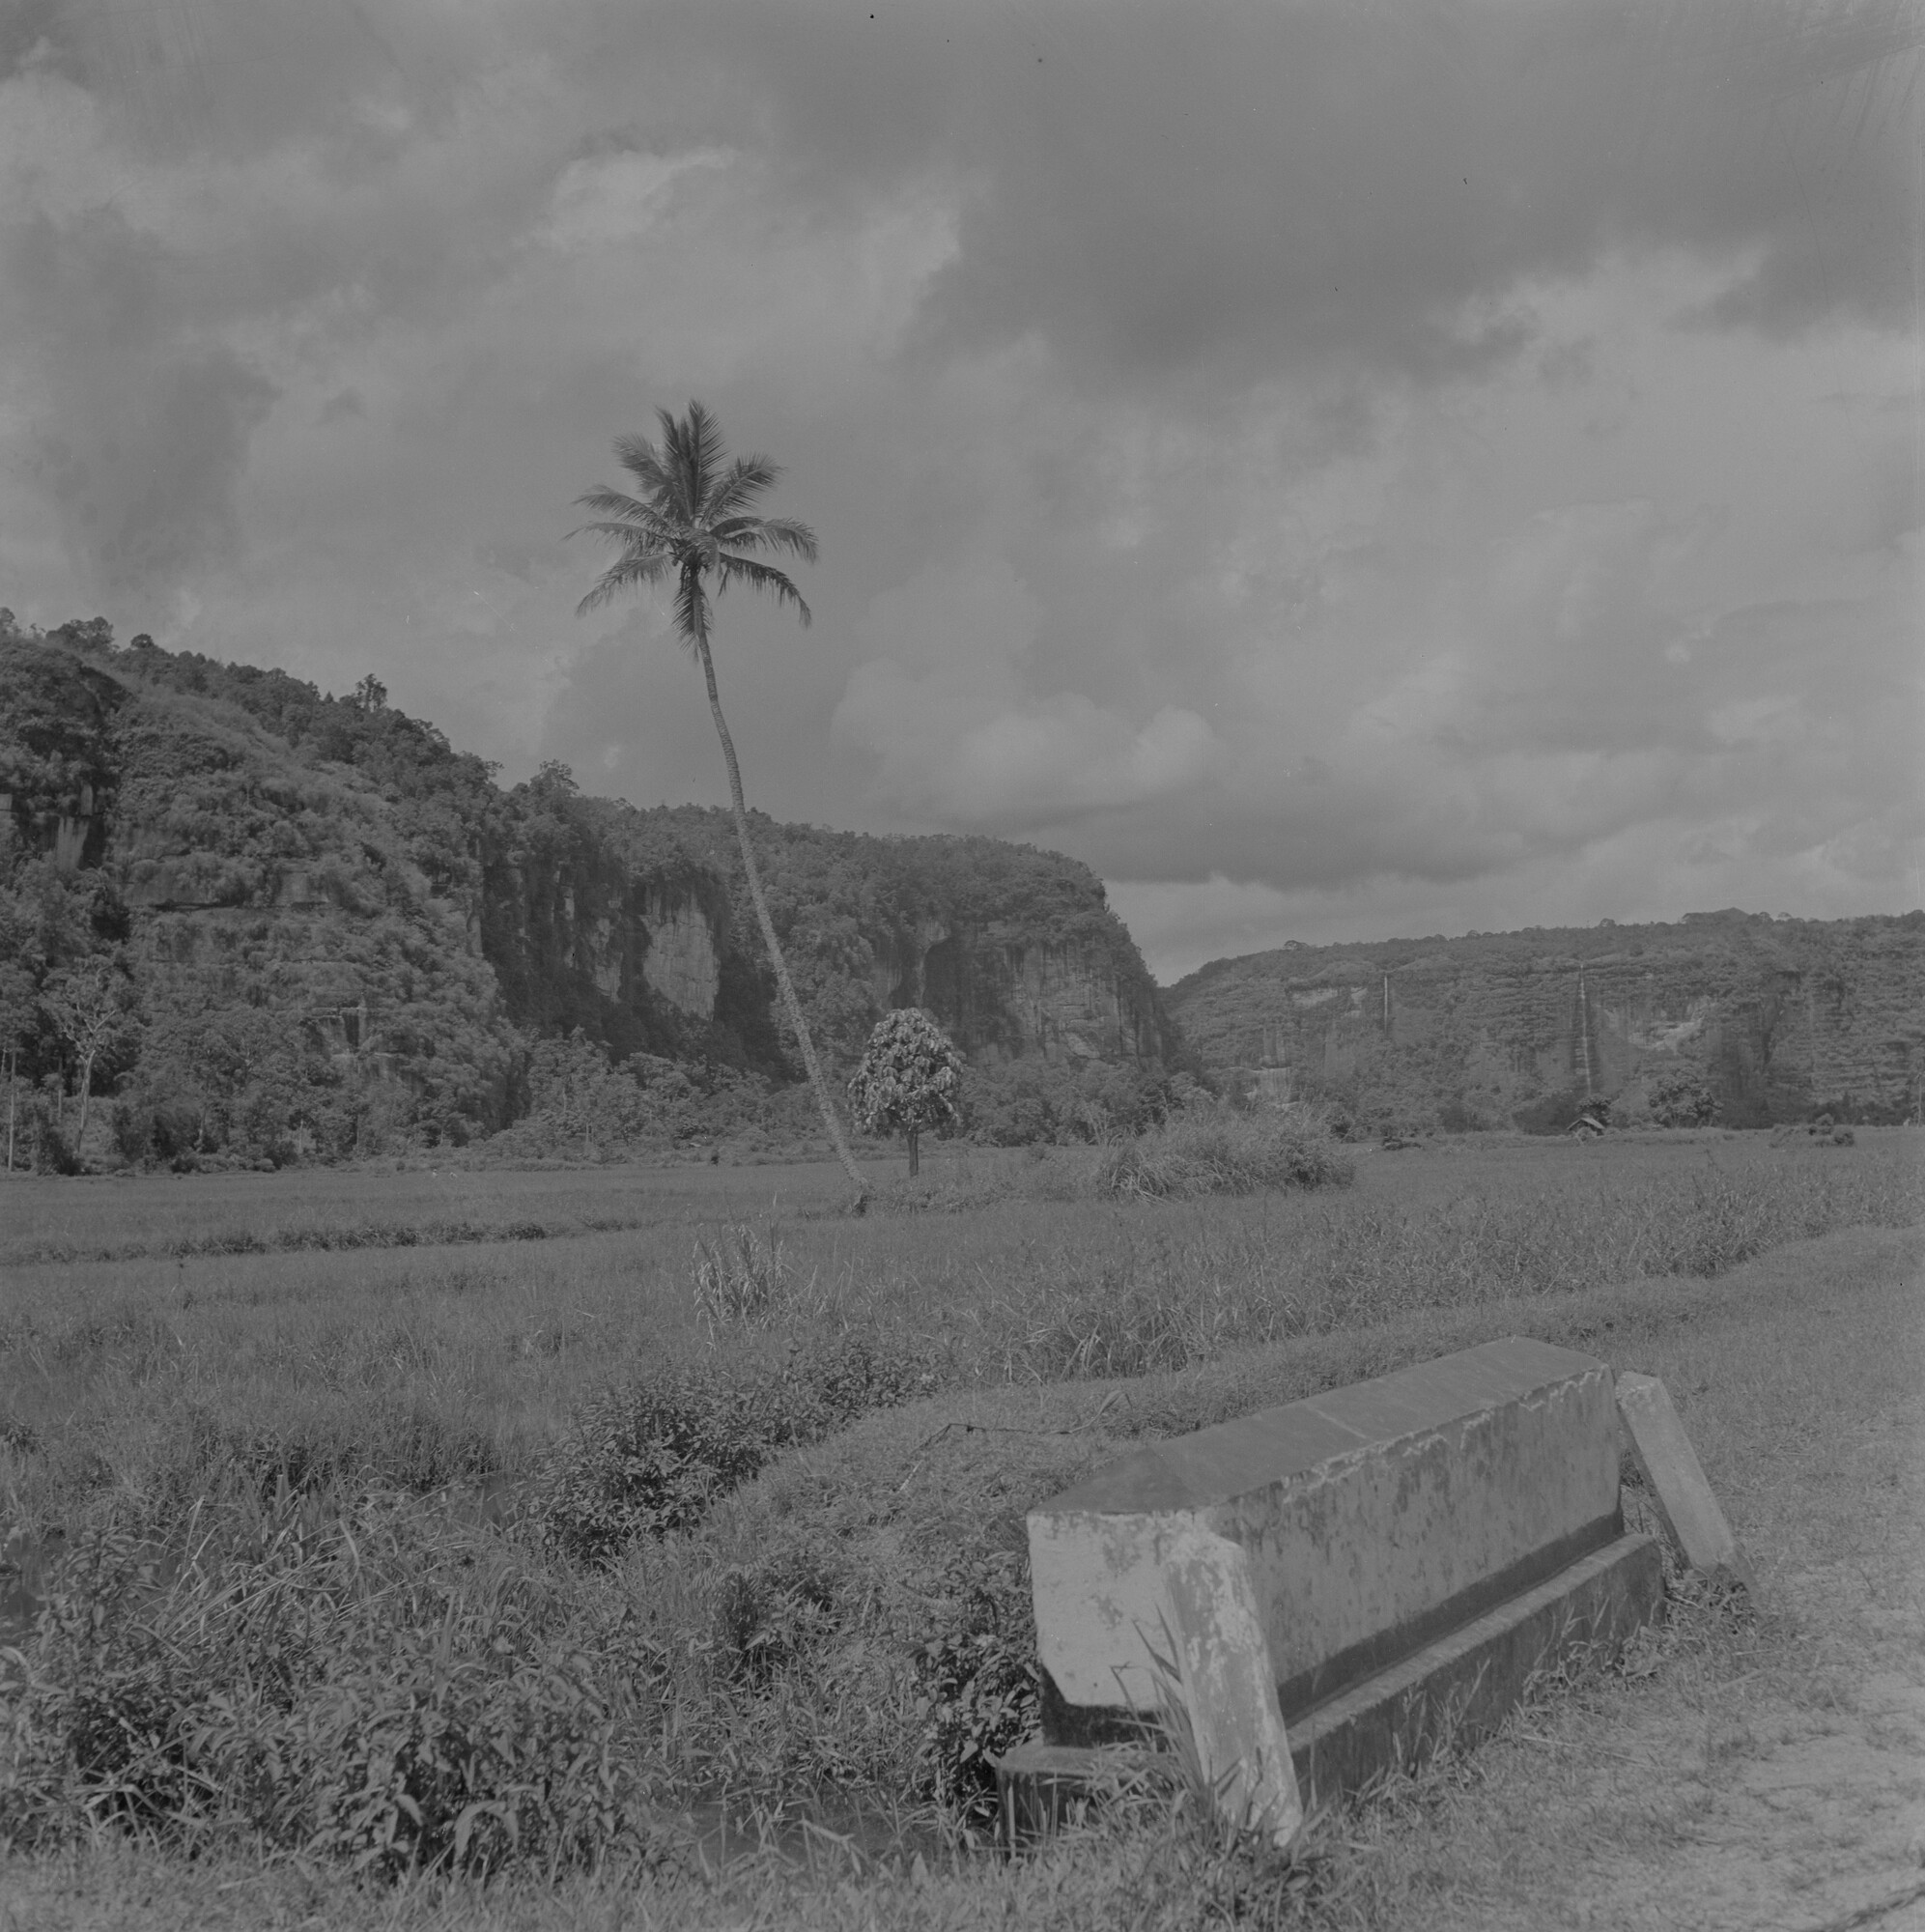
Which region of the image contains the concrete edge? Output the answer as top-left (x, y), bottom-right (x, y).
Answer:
top-left (1290, 1530), bottom-right (1663, 1804)
top-left (1615, 1371), bottom-right (1760, 1599)
top-left (993, 1531), bottom-right (1664, 1846)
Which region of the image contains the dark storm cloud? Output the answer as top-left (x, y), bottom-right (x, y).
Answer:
top-left (8, 207), bottom-right (276, 597)
top-left (1, 0), bottom-right (1914, 952)
top-left (635, 0), bottom-right (1920, 389)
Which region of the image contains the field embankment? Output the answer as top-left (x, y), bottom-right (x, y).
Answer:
top-left (3, 1129), bottom-right (1921, 1925)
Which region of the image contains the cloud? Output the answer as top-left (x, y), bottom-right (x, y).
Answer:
top-left (831, 554), bottom-right (1224, 824)
top-left (6, 207), bottom-right (276, 599)
top-left (844, 0), bottom-right (1915, 391)
top-left (0, 0), bottom-right (1916, 967)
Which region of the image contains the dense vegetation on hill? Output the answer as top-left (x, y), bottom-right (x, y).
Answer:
top-left (0, 617), bottom-right (1177, 1170)
top-left (1169, 912), bottom-right (1925, 1133)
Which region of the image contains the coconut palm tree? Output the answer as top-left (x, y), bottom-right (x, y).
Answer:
top-left (572, 401), bottom-right (867, 1210)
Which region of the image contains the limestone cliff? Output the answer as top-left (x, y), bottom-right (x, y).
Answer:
top-left (2, 627), bottom-right (1173, 1161)
top-left (622, 805), bottom-right (1175, 1072)
top-left (1171, 911), bottom-right (1925, 1128)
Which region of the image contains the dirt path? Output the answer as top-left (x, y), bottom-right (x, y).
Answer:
top-left (1395, 1227), bottom-right (1925, 1932)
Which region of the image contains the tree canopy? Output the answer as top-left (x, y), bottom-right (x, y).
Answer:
top-left (848, 1009), bottom-right (963, 1176)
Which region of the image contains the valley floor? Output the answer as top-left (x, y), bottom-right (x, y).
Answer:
top-left (4, 1141), bottom-right (1924, 1929)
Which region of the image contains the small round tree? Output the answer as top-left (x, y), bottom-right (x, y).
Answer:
top-left (847, 1009), bottom-right (963, 1178)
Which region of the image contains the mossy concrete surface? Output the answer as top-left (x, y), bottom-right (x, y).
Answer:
top-left (1029, 1338), bottom-right (1622, 1735)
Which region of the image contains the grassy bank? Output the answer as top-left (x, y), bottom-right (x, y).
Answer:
top-left (3, 1131), bottom-right (1921, 1904)
top-left (4, 1135), bottom-right (1917, 1531)
top-left (9, 1221), bottom-right (1922, 1928)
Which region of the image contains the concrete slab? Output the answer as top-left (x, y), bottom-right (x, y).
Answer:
top-left (1288, 1530), bottom-right (1663, 1802)
top-left (994, 1742), bottom-right (1158, 1846)
top-left (1615, 1371), bottom-right (1759, 1596)
top-left (999, 1532), bottom-right (1664, 1839)
top-left (1030, 1337), bottom-right (1622, 1739)
top-left (1158, 1527), bottom-right (1303, 1848)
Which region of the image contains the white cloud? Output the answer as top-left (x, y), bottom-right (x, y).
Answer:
top-left (541, 147), bottom-right (734, 250)
top-left (833, 556), bottom-right (1222, 823)
top-left (0, 0), bottom-right (1916, 967)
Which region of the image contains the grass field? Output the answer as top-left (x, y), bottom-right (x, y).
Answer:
top-left (4, 1127), bottom-right (1922, 1927)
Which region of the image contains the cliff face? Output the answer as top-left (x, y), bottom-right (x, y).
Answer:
top-left (2, 629), bottom-right (1172, 1160)
top-left (1171, 912), bottom-right (1925, 1127)
top-left (920, 929), bottom-right (1168, 1065)
top-left (586, 803), bottom-right (1176, 1075)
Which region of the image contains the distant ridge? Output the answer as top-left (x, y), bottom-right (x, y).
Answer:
top-left (1167, 911), bottom-right (1925, 1131)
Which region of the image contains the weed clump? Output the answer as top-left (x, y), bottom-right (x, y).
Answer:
top-left (910, 1550), bottom-right (1040, 1838)
top-left (535, 1336), bottom-right (929, 1563)
top-left (691, 1222), bottom-right (828, 1334)
top-left (0, 1492), bottom-right (670, 1878)
top-left (1097, 1108), bottom-right (1354, 1202)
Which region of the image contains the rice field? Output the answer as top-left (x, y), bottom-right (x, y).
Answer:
top-left (2, 1125), bottom-right (1920, 1916)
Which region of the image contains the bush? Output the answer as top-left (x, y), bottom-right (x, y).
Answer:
top-left (1096, 1106), bottom-right (1354, 1201)
top-left (17, 1092), bottom-right (81, 1175)
top-left (911, 1550), bottom-right (1039, 1837)
top-left (535, 1337), bottom-right (928, 1564)
top-left (0, 1493), bottom-right (666, 1877)
top-left (965, 1059), bottom-right (1180, 1148)
top-left (1646, 1066), bottom-right (1720, 1129)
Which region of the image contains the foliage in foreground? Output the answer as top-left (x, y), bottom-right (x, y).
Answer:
top-left (0, 1491), bottom-right (667, 1878)
top-left (536, 1333), bottom-right (931, 1564)
top-left (4, 1147), bottom-right (1921, 1882)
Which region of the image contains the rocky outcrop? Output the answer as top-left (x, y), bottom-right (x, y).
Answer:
top-left (638, 887), bottom-right (721, 1017)
top-left (1172, 911), bottom-right (1925, 1128)
top-left (3, 629), bottom-right (1177, 1165)
top-left (921, 931), bottom-right (1169, 1065)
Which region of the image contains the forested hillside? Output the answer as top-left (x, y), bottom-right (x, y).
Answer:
top-left (0, 619), bottom-right (1176, 1169)
top-left (1169, 913), bottom-right (1925, 1133)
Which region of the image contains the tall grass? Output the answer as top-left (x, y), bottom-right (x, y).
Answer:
top-left (4, 1133), bottom-right (1921, 1877)
top-left (975, 1151), bottom-right (1925, 1381)
top-left (1, 1485), bottom-right (665, 1876)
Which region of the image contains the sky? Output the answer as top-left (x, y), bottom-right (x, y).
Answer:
top-left (1, 0), bottom-right (1919, 981)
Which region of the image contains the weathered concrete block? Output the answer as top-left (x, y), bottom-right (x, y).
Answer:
top-left (1158, 1527), bottom-right (1302, 1848)
top-left (995, 1741), bottom-right (1158, 1846)
top-left (1288, 1530), bottom-right (1663, 1801)
top-left (1030, 1336), bottom-right (1623, 1741)
top-left (998, 1529), bottom-right (1663, 1831)
top-left (1615, 1371), bottom-right (1758, 1596)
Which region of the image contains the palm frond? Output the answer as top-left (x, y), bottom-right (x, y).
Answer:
top-left (575, 549), bottom-right (672, 615)
top-left (713, 514), bottom-right (818, 563)
top-left (568, 508), bottom-right (676, 551)
top-left (612, 435), bottom-right (672, 501)
top-left (663, 402), bottom-right (726, 523)
top-left (705, 455), bottom-right (780, 521)
top-left (714, 554), bottom-right (812, 627)
top-left (571, 487), bottom-right (657, 526)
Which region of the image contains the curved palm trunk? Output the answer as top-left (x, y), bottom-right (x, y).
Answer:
top-left (691, 611), bottom-right (867, 1211)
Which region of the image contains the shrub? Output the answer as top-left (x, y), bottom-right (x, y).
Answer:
top-left (1646, 1066), bottom-right (1720, 1128)
top-left (965, 1058), bottom-right (1178, 1148)
top-left (911, 1550), bottom-right (1039, 1838)
top-left (0, 1493), bottom-right (666, 1877)
top-left (17, 1092), bottom-right (81, 1175)
top-left (535, 1365), bottom-right (769, 1563)
top-left (1097, 1106), bottom-right (1354, 1201)
top-left (535, 1337), bottom-right (928, 1564)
